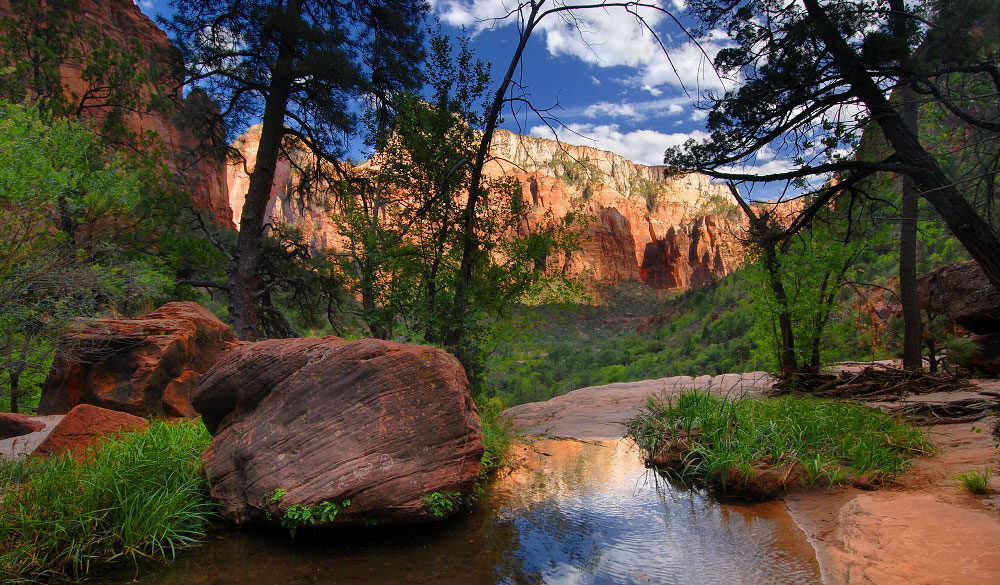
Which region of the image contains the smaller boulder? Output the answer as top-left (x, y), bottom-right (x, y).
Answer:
top-left (33, 404), bottom-right (148, 459)
top-left (38, 302), bottom-right (238, 418)
top-left (0, 412), bottom-right (45, 440)
top-left (918, 261), bottom-right (1000, 334)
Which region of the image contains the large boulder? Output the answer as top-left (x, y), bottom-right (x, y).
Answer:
top-left (33, 404), bottom-right (148, 459)
top-left (0, 412), bottom-right (45, 440)
top-left (38, 302), bottom-right (238, 418)
top-left (918, 261), bottom-right (1000, 334)
top-left (194, 337), bottom-right (484, 527)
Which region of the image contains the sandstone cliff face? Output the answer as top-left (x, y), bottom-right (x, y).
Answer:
top-left (227, 125), bottom-right (346, 249)
top-left (0, 0), bottom-right (233, 227)
top-left (488, 131), bottom-right (741, 289)
top-left (227, 127), bottom-right (742, 290)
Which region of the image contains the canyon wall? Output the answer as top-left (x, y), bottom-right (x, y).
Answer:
top-left (0, 0), bottom-right (233, 227)
top-left (227, 127), bottom-right (743, 290)
top-left (2, 0), bottom-right (741, 289)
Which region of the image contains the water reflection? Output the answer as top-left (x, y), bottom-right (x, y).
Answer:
top-left (97, 440), bottom-right (818, 585)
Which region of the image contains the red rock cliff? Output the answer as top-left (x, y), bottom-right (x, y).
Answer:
top-left (0, 0), bottom-right (233, 227)
top-left (227, 127), bottom-right (743, 290)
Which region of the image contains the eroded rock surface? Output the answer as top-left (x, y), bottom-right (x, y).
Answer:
top-left (918, 261), bottom-right (1000, 372)
top-left (33, 404), bottom-right (148, 459)
top-left (0, 412), bottom-right (45, 440)
top-left (195, 337), bottom-right (484, 527)
top-left (918, 260), bottom-right (1000, 333)
top-left (503, 371), bottom-right (774, 440)
top-left (38, 302), bottom-right (238, 418)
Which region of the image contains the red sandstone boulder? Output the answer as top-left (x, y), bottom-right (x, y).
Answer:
top-left (0, 412), bottom-right (45, 440)
top-left (33, 404), bottom-right (148, 459)
top-left (38, 302), bottom-right (238, 418)
top-left (918, 261), bottom-right (1000, 334)
top-left (194, 337), bottom-right (485, 527)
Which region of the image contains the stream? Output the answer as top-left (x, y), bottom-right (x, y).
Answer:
top-left (98, 440), bottom-right (819, 585)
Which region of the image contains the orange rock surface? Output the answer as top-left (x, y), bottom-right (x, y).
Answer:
top-left (0, 0), bottom-right (234, 227)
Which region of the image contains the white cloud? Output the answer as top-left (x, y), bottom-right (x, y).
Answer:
top-left (589, 75), bottom-right (601, 86)
top-left (529, 122), bottom-right (709, 165)
top-left (137, 0), bottom-right (154, 9)
top-left (690, 109), bottom-right (708, 121)
top-left (432, 0), bottom-right (735, 94)
top-left (583, 102), bottom-right (642, 119)
top-left (577, 96), bottom-right (689, 121)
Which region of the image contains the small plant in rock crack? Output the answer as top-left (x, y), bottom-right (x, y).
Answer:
top-left (422, 491), bottom-right (461, 518)
top-left (271, 488), bottom-right (285, 503)
top-left (954, 470), bottom-right (992, 495)
top-left (281, 499), bottom-right (351, 537)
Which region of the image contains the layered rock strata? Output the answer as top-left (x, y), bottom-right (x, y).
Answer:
top-left (194, 337), bottom-right (485, 527)
top-left (38, 302), bottom-right (239, 418)
top-left (227, 127), bottom-right (742, 290)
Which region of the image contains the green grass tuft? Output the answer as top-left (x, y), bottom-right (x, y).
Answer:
top-left (954, 469), bottom-right (992, 494)
top-left (465, 397), bottom-right (518, 504)
top-left (626, 390), bottom-right (934, 498)
top-left (0, 419), bottom-right (214, 583)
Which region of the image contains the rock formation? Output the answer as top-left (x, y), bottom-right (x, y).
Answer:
top-left (32, 404), bottom-right (148, 459)
top-left (38, 302), bottom-right (239, 418)
top-left (918, 260), bottom-right (1000, 372)
top-left (193, 337), bottom-right (484, 526)
top-left (0, 412), bottom-right (45, 440)
top-left (0, 0), bottom-right (233, 226)
top-left (227, 127), bottom-right (743, 290)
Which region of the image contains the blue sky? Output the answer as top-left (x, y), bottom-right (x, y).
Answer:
top-left (135, 0), bottom-right (781, 172)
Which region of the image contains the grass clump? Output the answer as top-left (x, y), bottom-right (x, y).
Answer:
top-left (466, 397), bottom-right (518, 504)
top-left (626, 390), bottom-right (934, 499)
top-left (954, 469), bottom-right (992, 494)
top-left (0, 419), bottom-right (214, 583)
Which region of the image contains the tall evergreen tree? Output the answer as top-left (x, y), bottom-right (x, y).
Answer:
top-left (163, 0), bottom-right (427, 340)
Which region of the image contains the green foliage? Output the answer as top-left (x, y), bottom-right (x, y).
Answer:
top-left (281, 499), bottom-right (351, 537)
top-left (0, 420), bottom-right (213, 582)
top-left (422, 491), bottom-right (461, 518)
top-left (744, 213), bottom-right (868, 372)
top-left (0, 100), bottom-right (178, 412)
top-left (331, 33), bottom-right (582, 382)
top-left (483, 276), bottom-right (767, 407)
top-left (626, 391), bottom-right (934, 497)
top-left (953, 469), bottom-right (992, 494)
top-left (0, 0), bottom-right (171, 140)
top-left (270, 488), bottom-right (286, 503)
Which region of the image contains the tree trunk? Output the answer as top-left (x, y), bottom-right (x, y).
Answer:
top-left (804, 0), bottom-right (1000, 292)
top-left (9, 371), bottom-right (18, 414)
top-left (763, 243), bottom-right (798, 374)
top-left (447, 1), bottom-right (542, 367)
top-left (900, 87), bottom-right (923, 371)
top-left (228, 0), bottom-right (300, 341)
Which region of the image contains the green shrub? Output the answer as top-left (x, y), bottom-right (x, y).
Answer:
top-left (0, 419), bottom-right (213, 582)
top-left (422, 491), bottom-right (461, 518)
top-left (954, 469), bottom-right (992, 494)
top-left (466, 397), bottom-right (518, 504)
top-left (626, 391), bottom-right (934, 498)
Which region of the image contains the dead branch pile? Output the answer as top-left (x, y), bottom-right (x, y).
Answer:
top-left (881, 393), bottom-right (1000, 424)
top-left (772, 363), bottom-right (971, 400)
top-left (771, 364), bottom-right (1000, 423)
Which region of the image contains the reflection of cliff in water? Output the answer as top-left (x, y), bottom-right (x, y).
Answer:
top-left (94, 440), bottom-right (818, 585)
